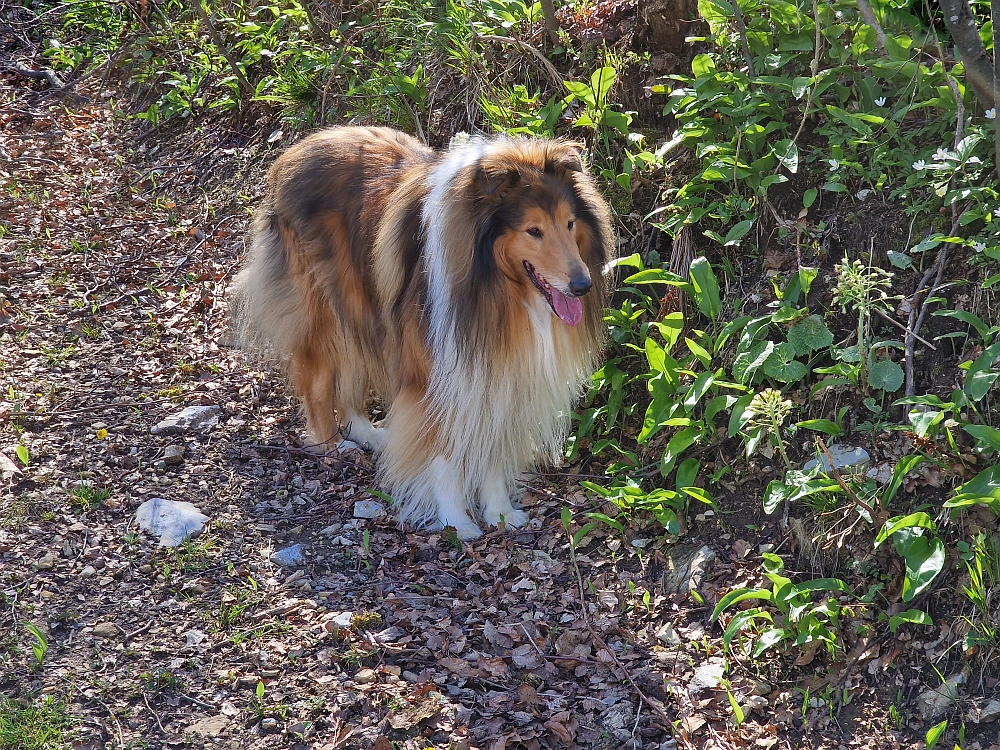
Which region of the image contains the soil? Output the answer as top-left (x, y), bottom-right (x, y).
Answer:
top-left (2, 72), bottom-right (999, 750)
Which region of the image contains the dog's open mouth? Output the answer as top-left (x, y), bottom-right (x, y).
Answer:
top-left (523, 261), bottom-right (583, 327)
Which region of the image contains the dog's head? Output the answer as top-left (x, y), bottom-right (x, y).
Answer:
top-left (471, 140), bottom-right (606, 327)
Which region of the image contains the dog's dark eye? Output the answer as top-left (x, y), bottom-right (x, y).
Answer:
top-left (526, 227), bottom-right (543, 238)
top-left (567, 220), bottom-right (575, 230)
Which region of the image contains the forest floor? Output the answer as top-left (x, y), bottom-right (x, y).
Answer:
top-left (2, 73), bottom-right (998, 750)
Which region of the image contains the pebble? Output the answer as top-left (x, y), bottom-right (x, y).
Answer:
top-left (654, 622), bottom-right (681, 646)
top-left (80, 565), bottom-right (97, 577)
top-left (979, 699), bottom-right (1000, 723)
top-left (163, 444), bottom-right (185, 465)
top-left (34, 552), bottom-right (56, 570)
top-left (135, 497), bottom-right (208, 547)
top-left (92, 622), bottom-right (119, 638)
top-left (353, 499), bottom-right (386, 519)
top-left (151, 405), bottom-right (222, 436)
top-left (803, 444), bottom-right (870, 473)
top-left (269, 544), bottom-right (306, 567)
top-left (355, 668), bottom-right (377, 684)
top-left (260, 717), bottom-right (278, 732)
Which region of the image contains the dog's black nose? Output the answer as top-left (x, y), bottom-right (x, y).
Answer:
top-left (569, 275), bottom-right (592, 297)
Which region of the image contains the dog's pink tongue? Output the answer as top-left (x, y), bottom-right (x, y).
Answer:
top-left (551, 289), bottom-right (583, 326)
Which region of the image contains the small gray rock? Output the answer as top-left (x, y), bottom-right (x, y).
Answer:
top-left (654, 622), bottom-right (681, 645)
top-left (270, 543), bottom-right (306, 567)
top-left (803, 444), bottom-right (870, 473)
top-left (354, 668), bottom-right (377, 684)
top-left (660, 545), bottom-right (716, 594)
top-left (151, 405), bottom-right (222, 436)
top-left (353, 499), bottom-right (386, 519)
top-left (34, 552), bottom-right (56, 570)
top-left (688, 659), bottom-right (726, 694)
top-left (979, 699), bottom-right (1000, 723)
top-left (92, 622), bottom-right (119, 638)
top-left (135, 497), bottom-right (209, 547)
top-left (163, 444), bottom-right (185, 465)
top-left (917, 669), bottom-right (968, 722)
top-left (80, 565), bottom-right (97, 577)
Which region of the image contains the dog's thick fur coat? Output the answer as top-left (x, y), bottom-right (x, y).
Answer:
top-left (232, 127), bottom-right (613, 539)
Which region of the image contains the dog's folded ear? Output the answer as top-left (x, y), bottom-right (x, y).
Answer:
top-left (548, 142), bottom-right (584, 174)
top-left (476, 157), bottom-right (521, 199)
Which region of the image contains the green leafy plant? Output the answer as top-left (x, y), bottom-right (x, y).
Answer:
top-left (713, 553), bottom-right (847, 658)
top-left (23, 624), bottom-right (48, 669)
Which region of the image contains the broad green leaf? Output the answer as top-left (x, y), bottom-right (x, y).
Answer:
top-left (825, 104), bottom-right (872, 135)
top-left (964, 424), bottom-right (1000, 452)
top-left (803, 187), bottom-right (817, 208)
top-left (689, 256), bottom-right (722, 320)
top-left (933, 309), bottom-right (989, 339)
top-left (723, 610), bottom-right (771, 650)
top-left (732, 340), bottom-right (775, 385)
top-left (888, 608), bottom-right (932, 633)
top-left (796, 419), bottom-right (843, 437)
top-left (623, 268), bottom-right (688, 286)
top-left (721, 219), bottom-right (754, 246)
top-left (691, 53), bottom-right (716, 77)
top-left (660, 426), bottom-right (701, 477)
top-left (892, 528), bottom-right (946, 601)
top-left (925, 720), bottom-right (948, 750)
top-left (762, 342), bottom-right (808, 383)
top-left (875, 512), bottom-right (937, 545)
top-left (763, 480), bottom-right (790, 515)
top-left (788, 314), bottom-right (834, 355)
top-left (675, 457), bottom-right (700, 491)
top-left (727, 689), bottom-right (745, 727)
top-left (711, 588), bottom-right (772, 621)
top-left (867, 359), bottom-right (904, 392)
top-left (583, 512), bottom-right (624, 533)
top-left (15, 444), bottom-right (28, 466)
top-left (753, 627), bottom-right (788, 656)
top-left (907, 408), bottom-right (943, 437)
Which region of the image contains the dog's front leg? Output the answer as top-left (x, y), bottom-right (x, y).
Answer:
top-left (427, 456), bottom-right (483, 540)
top-left (480, 470), bottom-right (529, 529)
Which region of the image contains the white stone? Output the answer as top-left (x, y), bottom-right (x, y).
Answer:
top-left (270, 543), bottom-right (306, 567)
top-left (135, 497), bottom-right (208, 547)
top-left (151, 405), bottom-right (222, 435)
top-left (353, 499), bottom-right (386, 519)
top-left (803, 444), bottom-right (870, 473)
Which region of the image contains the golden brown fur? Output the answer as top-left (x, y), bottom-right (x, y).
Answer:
top-left (232, 126), bottom-right (614, 539)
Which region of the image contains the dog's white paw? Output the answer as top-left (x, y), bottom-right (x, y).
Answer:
top-left (335, 438), bottom-right (362, 453)
top-left (484, 507), bottom-right (529, 529)
top-left (432, 516), bottom-right (483, 541)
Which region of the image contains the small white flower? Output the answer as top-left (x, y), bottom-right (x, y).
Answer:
top-left (973, 241), bottom-right (986, 253)
top-left (912, 159), bottom-right (926, 170)
top-left (987, 108), bottom-right (997, 120)
top-left (828, 159), bottom-right (840, 171)
top-left (933, 147), bottom-right (951, 161)
top-left (874, 97), bottom-right (886, 107)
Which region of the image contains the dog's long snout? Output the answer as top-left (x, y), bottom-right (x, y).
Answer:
top-left (568, 269), bottom-right (593, 297)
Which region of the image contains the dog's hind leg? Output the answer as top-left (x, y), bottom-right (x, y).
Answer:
top-left (291, 344), bottom-right (345, 453)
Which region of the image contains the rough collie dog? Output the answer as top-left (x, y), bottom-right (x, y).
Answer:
top-left (232, 127), bottom-right (613, 539)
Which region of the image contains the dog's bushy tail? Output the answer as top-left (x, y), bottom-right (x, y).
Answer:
top-left (229, 209), bottom-right (301, 363)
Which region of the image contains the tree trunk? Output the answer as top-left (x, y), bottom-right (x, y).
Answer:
top-left (938, 0), bottom-right (996, 109)
top-left (540, 0), bottom-right (560, 45)
top-left (634, 0), bottom-right (707, 73)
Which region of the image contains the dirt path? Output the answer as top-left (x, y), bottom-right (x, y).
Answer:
top-left (0, 76), bottom-right (964, 750)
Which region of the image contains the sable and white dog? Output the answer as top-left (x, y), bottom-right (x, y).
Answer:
top-left (231, 127), bottom-right (613, 539)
